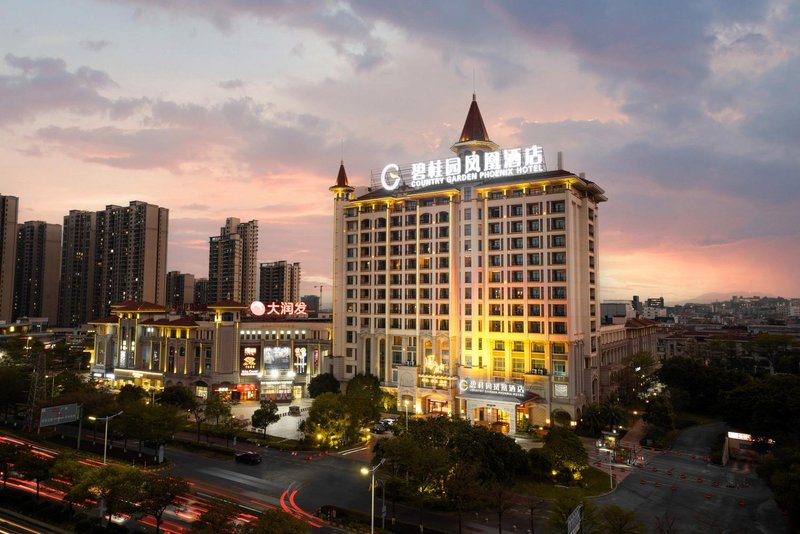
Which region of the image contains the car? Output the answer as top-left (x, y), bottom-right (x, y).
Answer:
top-left (235, 451), bottom-right (262, 465)
top-left (370, 424), bottom-right (386, 434)
top-left (288, 405), bottom-right (301, 416)
top-left (380, 418), bottom-right (397, 428)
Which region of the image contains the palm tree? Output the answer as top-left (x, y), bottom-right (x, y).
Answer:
top-left (600, 396), bottom-right (628, 430)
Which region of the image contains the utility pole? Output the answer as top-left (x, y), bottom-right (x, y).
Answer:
top-left (25, 344), bottom-right (47, 431)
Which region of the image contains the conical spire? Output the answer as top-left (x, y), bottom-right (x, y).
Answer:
top-left (451, 93), bottom-right (499, 155)
top-left (330, 160), bottom-right (354, 196)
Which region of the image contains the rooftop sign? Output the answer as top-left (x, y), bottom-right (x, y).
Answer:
top-left (377, 144), bottom-right (545, 192)
top-left (249, 301), bottom-right (308, 317)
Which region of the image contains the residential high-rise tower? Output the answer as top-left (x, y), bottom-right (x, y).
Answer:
top-left (208, 218), bottom-right (258, 305)
top-left (0, 195), bottom-right (19, 323)
top-left (13, 221), bottom-right (61, 322)
top-left (93, 201), bottom-right (168, 319)
top-left (58, 210), bottom-right (96, 327)
top-left (259, 261), bottom-right (301, 303)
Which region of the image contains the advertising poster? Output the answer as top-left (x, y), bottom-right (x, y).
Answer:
top-left (263, 346), bottom-right (291, 370)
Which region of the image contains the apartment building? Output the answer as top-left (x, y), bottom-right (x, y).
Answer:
top-left (0, 195), bottom-right (19, 323)
top-left (58, 210), bottom-right (96, 327)
top-left (259, 261), bottom-right (301, 303)
top-left (208, 218), bottom-right (258, 305)
top-left (93, 201), bottom-right (169, 319)
top-left (13, 221), bottom-right (61, 322)
top-left (330, 96), bottom-right (607, 431)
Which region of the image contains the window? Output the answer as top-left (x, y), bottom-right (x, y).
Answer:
top-left (493, 358), bottom-right (505, 371)
top-left (510, 237), bottom-right (523, 249)
top-left (551, 322), bottom-right (567, 334)
top-left (551, 287), bottom-right (567, 299)
top-left (552, 304), bottom-right (567, 317)
top-left (489, 206), bottom-right (502, 218)
top-left (550, 200), bottom-right (565, 213)
top-left (527, 202), bottom-right (542, 215)
top-left (550, 218), bottom-right (566, 230)
top-left (551, 269), bottom-right (567, 282)
top-left (494, 340), bottom-right (505, 351)
top-left (527, 219), bottom-right (541, 232)
top-left (490, 321), bottom-right (503, 332)
top-left (489, 239), bottom-right (503, 250)
top-left (510, 287), bottom-right (524, 299)
top-left (436, 211), bottom-right (449, 223)
top-left (553, 360), bottom-right (566, 376)
top-left (527, 236), bottom-right (540, 248)
top-left (463, 208), bottom-right (471, 221)
top-left (420, 213), bottom-right (432, 224)
top-left (489, 222), bottom-right (502, 234)
top-left (527, 253), bottom-right (541, 265)
top-left (509, 204), bottom-right (523, 217)
top-left (489, 271), bottom-right (503, 283)
top-left (551, 235), bottom-right (566, 247)
top-left (551, 252), bottom-right (566, 265)
top-left (528, 321), bottom-right (543, 333)
top-left (508, 220), bottom-right (523, 232)
top-left (529, 304), bottom-right (542, 316)
top-left (512, 341), bottom-right (525, 353)
top-left (464, 224), bottom-right (471, 236)
top-left (552, 343), bottom-right (566, 354)
top-left (490, 255), bottom-right (503, 267)
top-left (528, 270), bottom-right (542, 282)
top-left (510, 271), bottom-right (524, 282)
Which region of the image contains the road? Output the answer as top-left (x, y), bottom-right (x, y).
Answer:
top-left (0, 510), bottom-right (69, 534)
top-left (593, 422), bottom-right (788, 533)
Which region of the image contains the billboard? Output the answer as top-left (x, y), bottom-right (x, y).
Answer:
top-left (40, 403), bottom-right (80, 428)
top-left (240, 346), bottom-right (260, 376)
top-left (263, 346), bottom-right (291, 370)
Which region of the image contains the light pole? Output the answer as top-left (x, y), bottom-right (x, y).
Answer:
top-left (360, 458), bottom-right (386, 534)
top-left (88, 411), bottom-right (123, 464)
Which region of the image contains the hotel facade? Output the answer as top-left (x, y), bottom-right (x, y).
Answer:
top-left (330, 97), bottom-right (606, 432)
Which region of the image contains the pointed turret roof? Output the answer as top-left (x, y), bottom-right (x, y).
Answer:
top-left (329, 160), bottom-right (354, 193)
top-left (451, 94), bottom-right (499, 155)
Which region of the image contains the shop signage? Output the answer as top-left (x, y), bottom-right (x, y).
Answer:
top-left (380, 144), bottom-right (545, 191)
top-left (249, 301), bottom-right (308, 317)
top-left (294, 347), bottom-right (307, 374)
top-left (459, 378), bottom-right (525, 398)
top-left (264, 346), bottom-right (291, 370)
top-left (240, 346), bottom-right (260, 376)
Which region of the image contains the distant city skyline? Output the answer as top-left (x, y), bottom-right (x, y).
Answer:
top-left (2, 1), bottom-right (798, 304)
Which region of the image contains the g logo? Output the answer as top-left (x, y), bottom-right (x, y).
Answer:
top-left (381, 163), bottom-right (401, 191)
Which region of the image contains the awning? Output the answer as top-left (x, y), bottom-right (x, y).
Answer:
top-left (457, 390), bottom-right (543, 405)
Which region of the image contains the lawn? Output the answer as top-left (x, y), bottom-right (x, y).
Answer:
top-left (514, 466), bottom-right (613, 501)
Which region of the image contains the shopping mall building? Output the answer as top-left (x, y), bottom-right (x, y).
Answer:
top-left (90, 300), bottom-right (332, 401)
top-left (330, 96), bottom-right (607, 432)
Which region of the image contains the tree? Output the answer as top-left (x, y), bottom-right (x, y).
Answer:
top-left (52, 455), bottom-right (89, 510)
top-left (138, 473), bottom-right (190, 534)
top-left (16, 448), bottom-right (56, 500)
top-left (304, 392), bottom-right (349, 448)
top-left (117, 384), bottom-right (147, 405)
top-left (244, 508), bottom-right (307, 534)
top-left (577, 403), bottom-right (606, 437)
top-left (486, 481), bottom-right (517, 534)
top-left (543, 427), bottom-right (589, 482)
top-left (599, 395), bottom-right (628, 430)
top-left (204, 394), bottom-right (231, 426)
top-left (251, 400), bottom-right (280, 433)
top-left (160, 384), bottom-right (196, 409)
top-left (643, 395), bottom-right (676, 432)
top-left (344, 373), bottom-right (383, 440)
top-left (190, 497), bottom-right (241, 533)
top-left (0, 442), bottom-right (21, 490)
top-left (0, 366), bottom-right (27, 421)
top-left (596, 504), bottom-right (646, 534)
top-left (547, 496), bottom-right (596, 534)
top-left (444, 462), bottom-right (482, 534)
top-left (69, 464), bottom-right (145, 526)
top-left (308, 373), bottom-right (340, 398)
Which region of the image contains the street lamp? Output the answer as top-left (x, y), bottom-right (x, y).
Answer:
top-left (360, 459), bottom-right (386, 534)
top-left (88, 411), bottom-right (123, 464)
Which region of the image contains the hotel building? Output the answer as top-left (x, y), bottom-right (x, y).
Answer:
top-left (330, 96), bottom-right (606, 432)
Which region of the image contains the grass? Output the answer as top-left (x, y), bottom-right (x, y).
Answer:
top-left (514, 466), bottom-right (613, 500)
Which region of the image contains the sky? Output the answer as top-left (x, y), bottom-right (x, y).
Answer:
top-left (1, 0), bottom-right (798, 305)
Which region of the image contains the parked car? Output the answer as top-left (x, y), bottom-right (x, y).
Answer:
top-left (288, 405), bottom-right (301, 416)
top-left (371, 423), bottom-right (387, 434)
top-left (380, 418), bottom-right (397, 428)
top-left (235, 451), bottom-right (262, 465)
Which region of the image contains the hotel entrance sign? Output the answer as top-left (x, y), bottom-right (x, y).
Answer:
top-left (459, 377), bottom-right (525, 398)
top-left (380, 144), bottom-right (545, 191)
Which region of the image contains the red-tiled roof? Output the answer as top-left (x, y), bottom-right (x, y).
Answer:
top-left (209, 299), bottom-right (247, 309)
top-left (334, 161), bottom-right (351, 188)
top-left (626, 318), bottom-right (657, 328)
top-left (111, 301), bottom-right (166, 313)
top-left (89, 315), bottom-right (119, 324)
top-left (169, 317), bottom-right (198, 327)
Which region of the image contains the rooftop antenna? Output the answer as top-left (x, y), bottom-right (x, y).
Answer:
top-left (340, 138), bottom-right (344, 164)
top-left (472, 67), bottom-right (476, 99)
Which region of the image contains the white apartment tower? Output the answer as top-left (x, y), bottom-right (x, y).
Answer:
top-left (330, 96), bottom-right (606, 431)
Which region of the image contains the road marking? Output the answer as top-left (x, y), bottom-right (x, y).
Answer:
top-left (196, 466), bottom-right (286, 492)
top-left (339, 445), bottom-right (369, 455)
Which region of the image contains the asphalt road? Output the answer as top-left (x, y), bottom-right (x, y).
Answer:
top-left (593, 422), bottom-right (788, 534)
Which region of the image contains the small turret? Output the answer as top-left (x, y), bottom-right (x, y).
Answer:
top-left (450, 93), bottom-right (499, 156)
